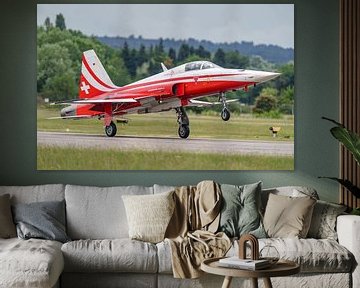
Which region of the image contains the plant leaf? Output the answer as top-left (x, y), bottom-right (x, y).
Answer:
top-left (330, 126), bottom-right (360, 165)
top-left (319, 177), bottom-right (360, 198)
top-left (322, 116), bottom-right (360, 165)
top-left (322, 116), bottom-right (345, 127)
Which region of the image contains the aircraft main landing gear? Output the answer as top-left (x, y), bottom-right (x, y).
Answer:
top-left (221, 108), bottom-right (231, 121)
top-left (175, 107), bottom-right (190, 139)
top-left (219, 92), bottom-right (231, 121)
top-left (178, 124), bottom-right (190, 139)
top-left (105, 121), bottom-right (117, 137)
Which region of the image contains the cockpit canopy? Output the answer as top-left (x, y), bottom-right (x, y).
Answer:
top-left (184, 61), bottom-right (220, 71)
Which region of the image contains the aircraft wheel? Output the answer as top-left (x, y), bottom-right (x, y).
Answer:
top-left (221, 108), bottom-right (231, 121)
top-left (178, 125), bottom-right (190, 139)
top-left (105, 121), bottom-right (117, 137)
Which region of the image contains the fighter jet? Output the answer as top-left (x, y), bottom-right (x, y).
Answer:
top-left (56, 49), bottom-right (279, 138)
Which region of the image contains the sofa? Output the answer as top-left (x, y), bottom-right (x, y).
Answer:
top-left (0, 183), bottom-right (359, 288)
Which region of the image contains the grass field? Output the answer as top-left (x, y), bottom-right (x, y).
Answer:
top-left (37, 146), bottom-right (294, 170)
top-left (37, 107), bottom-right (294, 170)
top-left (38, 107), bottom-right (294, 141)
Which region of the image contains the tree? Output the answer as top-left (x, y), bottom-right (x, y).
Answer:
top-left (44, 17), bottom-right (52, 31)
top-left (121, 42), bottom-right (137, 78)
top-left (137, 44), bottom-right (147, 67)
top-left (55, 13), bottom-right (66, 30)
top-left (195, 45), bottom-right (211, 59)
top-left (253, 88), bottom-right (278, 114)
top-left (128, 49), bottom-right (138, 78)
top-left (168, 47), bottom-right (176, 63)
top-left (274, 63), bottom-right (294, 90)
top-left (259, 87), bottom-right (278, 98)
top-left (37, 43), bottom-right (76, 100)
top-left (224, 50), bottom-right (249, 69)
top-left (177, 44), bottom-right (190, 63)
top-left (279, 86), bottom-right (294, 114)
top-left (103, 52), bottom-right (131, 86)
top-left (213, 48), bottom-right (226, 66)
top-left (157, 38), bottom-right (164, 54)
top-left (248, 55), bottom-right (274, 71)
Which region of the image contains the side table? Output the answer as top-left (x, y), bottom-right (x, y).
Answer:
top-left (201, 257), bottom-right (300, 288)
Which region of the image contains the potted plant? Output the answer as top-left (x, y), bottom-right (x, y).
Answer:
top-left (320, 117), bottom-right (360, 215)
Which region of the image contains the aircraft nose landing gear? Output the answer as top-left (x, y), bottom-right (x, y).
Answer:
top-left (220, 92), bottom-right (231, 121)
top-left (175, 107), bottom-right (190, 139)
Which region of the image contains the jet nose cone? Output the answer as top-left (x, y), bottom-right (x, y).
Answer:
top-left (256, 72), bottom-right (281, 83)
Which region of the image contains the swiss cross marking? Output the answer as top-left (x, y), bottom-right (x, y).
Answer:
top-left (80, 81), bottom-right (90, 94)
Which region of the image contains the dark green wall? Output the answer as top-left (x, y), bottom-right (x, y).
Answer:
top-left (0, 0), bottom-right (340, 203)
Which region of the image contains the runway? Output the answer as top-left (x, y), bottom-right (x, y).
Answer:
top-left (37, 131), bottom-right (294, 156)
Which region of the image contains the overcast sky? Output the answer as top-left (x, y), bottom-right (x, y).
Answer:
top-left (37, 4), bottom-right (294, 49)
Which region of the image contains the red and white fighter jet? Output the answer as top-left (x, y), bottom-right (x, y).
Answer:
top-left (57, 49), bottom-right (279, 138)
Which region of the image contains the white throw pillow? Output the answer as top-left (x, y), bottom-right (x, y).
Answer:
top-left (122, 191), bottom-right (175, 243)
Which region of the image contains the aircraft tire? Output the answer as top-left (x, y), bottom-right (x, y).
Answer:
top-left (178, 124), bottom-right (190, 139)
top-left (221, 108), bottom-right (231, 121)
top-left (105, 121), bottom-right (117, 137)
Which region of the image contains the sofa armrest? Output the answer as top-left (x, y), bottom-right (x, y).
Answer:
top-left (337, 215), bottom-right (360, 288)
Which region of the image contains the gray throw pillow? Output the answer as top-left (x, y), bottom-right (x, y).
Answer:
top-left (307, 200), bottom-right (347, 240)
top-left (218, 182), bottom-right (266, 238)
top-left (12, 200), bottom-right (70, 243)
top-left (0, 194), bottom-right (16, 238)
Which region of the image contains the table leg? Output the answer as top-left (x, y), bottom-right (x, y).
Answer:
top-left (251, 278), bottom-right (258, 288)
top-left (263, 277), bottom-right (273, 288)
top-left (222, 276), bottom-right (233, 288)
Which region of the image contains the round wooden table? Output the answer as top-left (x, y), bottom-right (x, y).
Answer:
top-left (201, 257), bottom-right (300, 288)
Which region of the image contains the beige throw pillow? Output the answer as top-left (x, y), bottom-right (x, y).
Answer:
top-left (263, 193), bottom-right (316, 238)
top-left (122, 191), bottom-right (175, 243)
top-left (0, 194), bottom-right (17, 238)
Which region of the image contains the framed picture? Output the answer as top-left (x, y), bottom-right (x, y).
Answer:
top-left (37, 4), bottom-right (294, 170)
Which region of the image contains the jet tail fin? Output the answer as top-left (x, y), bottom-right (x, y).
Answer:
top-left (79, 49), bottom-right (119, 99)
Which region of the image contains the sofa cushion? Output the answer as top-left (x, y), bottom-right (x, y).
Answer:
top-left (0, 194), bottom-right (16, 238)
top-left (0, 184), bottom-right (65, 204)
top-left (61, 239), bottom-right (158, 273)
top-left (122, 191), bottom-right (175, 243)
top-left (260, 238), bottom-right (354, 273)
top-left (65, 185), bottom-right (153, 239)
top-left (153, 184), bottom-right (175, 194)
top-left (218, 182), bottom-right (266, 238)
top-left (61, 273), bottom-right (157, 288)
top-left (157, 237), bottom-right (353, 274)
top-left (0, 238), bottom-right (64, 288)
top-left (261, 186), bottom-right (319, 213)
top-left (263, 193), bottom-right (316, 238)
top-left (307, 200), bottom-right (347, 240)
top-left (12, 200), bottom-right (70, 243)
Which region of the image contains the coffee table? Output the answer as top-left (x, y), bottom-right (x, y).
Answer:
top-left (201, 257), bottom-right (300, 288)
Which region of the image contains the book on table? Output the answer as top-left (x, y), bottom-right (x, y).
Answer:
top-left (218, 257), bottom-right (271, 270)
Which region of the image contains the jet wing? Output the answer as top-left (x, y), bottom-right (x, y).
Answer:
top-left (189, 99), bottom-right (238, 107)
top-left (48, 115), bottom-right (95, 120)
top-left (53, 98), bottom-right (137, 105)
